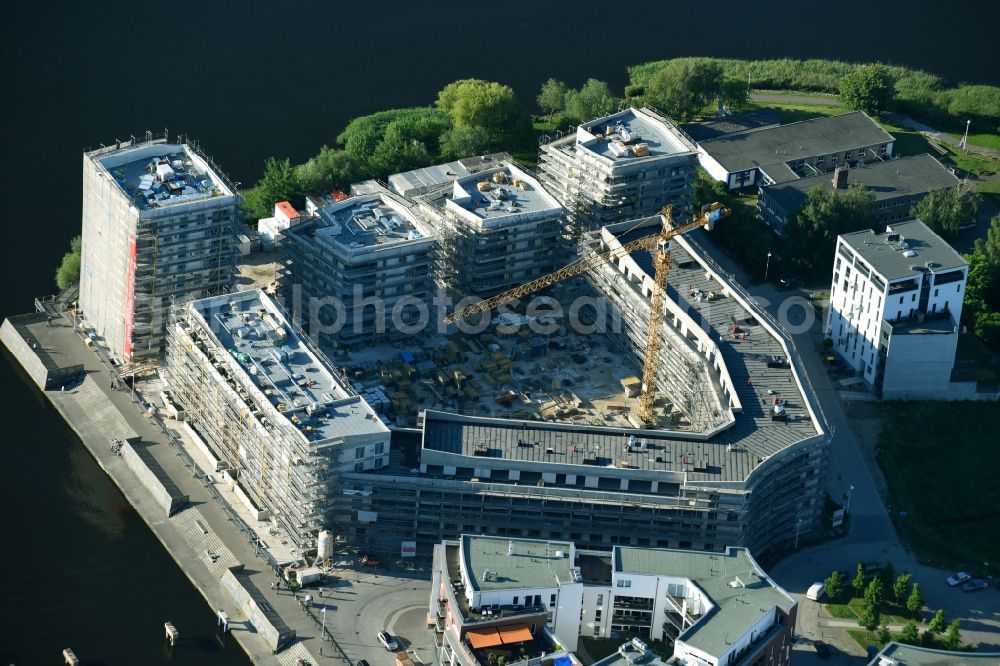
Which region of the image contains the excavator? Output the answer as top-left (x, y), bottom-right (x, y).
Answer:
top-left (444, 202), bottom-right (730, 425)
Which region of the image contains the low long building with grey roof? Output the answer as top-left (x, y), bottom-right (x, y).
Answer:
top-left (698, 110), bottom-right (895, 190)
top-left (431, 535), bottom-right (796, 666)
top-left (758, 154), bottom-right (960, 235)
top-left (867, 642), bottom-right (1000, 666)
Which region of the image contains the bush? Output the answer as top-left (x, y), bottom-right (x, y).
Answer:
top-left (55, 235), bottom-right (82, 290)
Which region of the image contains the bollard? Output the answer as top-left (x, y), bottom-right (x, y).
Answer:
top-left (218, 608), bottom-right (230, 633)
top-left (164, 621), bottom-right (179, 646)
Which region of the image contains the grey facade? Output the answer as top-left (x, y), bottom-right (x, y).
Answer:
top-left (537, 108), bottom-right (699, 234)
top-left (758, 154), bottom-right (960, 236)
top-left (79, 136), bottom-right (241, 362)
top-left (282, 185), bottom-right (436, 347)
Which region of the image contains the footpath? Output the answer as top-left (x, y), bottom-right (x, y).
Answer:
top-left (2, 307), bottom-right (338, 665)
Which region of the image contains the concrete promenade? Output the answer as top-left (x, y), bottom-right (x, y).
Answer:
top-left (3, 309), bottom-right (332, 665)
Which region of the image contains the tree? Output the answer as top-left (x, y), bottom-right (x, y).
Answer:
top-left (336, 107), bottom-right (452, 178)
top-left (858, 601), bottom-right (880, 631)
top-left (564, 79), bottom-right (619, 122)
top-left (646, 59), bottom-right (723, 120)
top-left (786, 184), bottom-right (876, 276)
top-left (721, 78), bottom-right (751, 112)
top-left (911, 186), bottom-right (981, 237)
top-left (928, 609), bottom-right (947, 633)
top-left (880, 562), bottom-right (895, 593)
top-left (852, 563), bottom-right (867, 597)
top-left (824, 570), bottom-right (844, 601)
top-left (839, 63), bottom-right (896, 114)
top-left (436, 79), bottom-right (520, 131)
top-left (944, 619), bottom-right (962, 649)
top-left (295, 147), bottom-right (366, 195)
top-left (900, 620), bottom-right (920, 644)
top-left (537, 78), bottom-right (569, 119)
top-left (55, 235), bottom-right (82, 290)
top-left (242, 157), bottom-right (303, 221)
top-left (906, 583), bottom-right (925, 618)
top-left (438, 125), bottom-right (496, 161)
top-left (974, 212), bottom-right (1000, 265)
top-left (878, 622), bottom-right (892, 645)
top-left (865, 577), bottom-right (885, 609)
top-left (974, 311), bottom-right (1000, 346)
top-left (893, 573), bottom-right (913, 604)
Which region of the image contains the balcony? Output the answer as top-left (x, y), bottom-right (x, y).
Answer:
top-left (880, 310), bottom-right (956, 337)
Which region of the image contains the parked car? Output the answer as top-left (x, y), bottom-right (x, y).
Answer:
top-left (947, 571), bottom-right (972, 586)
top-left (377, 631), bottom-right (399, 651)
top-left (813, 640), bottom-right (832, 659)
top-left (806, 582), bottom-right (825, 601)
top-left (962, 578), bottom-right (989, 592)
top-left (357, 661), bottom-right (371, 666)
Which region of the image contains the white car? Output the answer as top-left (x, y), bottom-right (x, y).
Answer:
top-left (946, 572), bottom-right (971, 587)
top-left (377, 631), bottom-right (399, 651)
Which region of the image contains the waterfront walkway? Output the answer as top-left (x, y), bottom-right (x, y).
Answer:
top-left (9, 311), bottom-right (334, 665)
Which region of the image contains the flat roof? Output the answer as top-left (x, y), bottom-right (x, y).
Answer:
top-left (681, 109), bottom-right (781, 142)
top-left (289, 190), bottom-right (433, 251)
top-left (91, 142), bottom-right (233, 211)
top-left (869, 642), bottom-right (1000, 665)
top-left (189, 290), bottom-right (388, 443)
top-left (389, 153), bottom-right (511, 197)
top-left (422, 220), bottom-right (822, 484)
top-left (276, 201), bottom-right (299, 219)
top-left (463, 535), bottom-right (575, 591)
top-left (700, 111), bottom-right (894, 172)
top-left (764, 154), bottom-right (960, 212)
top-left (615, 546), bottom-right (794, 658)
top-left (839, 218), bottom-right (967, 281)
top-left (578, 108), bottom-right (696, 161)
top-left (591, 643), bottom-right (666, 666)
top-left (444, 164), bottom-right (563, 227)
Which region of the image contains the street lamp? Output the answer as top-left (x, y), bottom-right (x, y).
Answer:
top-left (322, 606), bottom-right (327, 640)
top-left (960, 120), bottom-right (971, 152)
top-left (764, 251), bottom-right (772, 283)
top-left (845, 485), bottom-right (856, 514)
top-left (794, 518), bottom-right (803, 550)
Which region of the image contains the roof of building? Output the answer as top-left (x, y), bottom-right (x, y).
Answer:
top-left (615, 546), bottom-right (794, 658)
top-left (462, 535), bottom-right (575, 591)
top-left (839, 218), bottom-right (967, 282)
top-left (189, 289), bottom-right (388, 443)
top-left (591, 642), bottom-right (666, 666)
top-left (421, 220), bottom-right (823, 485)
top-left (868, 643), bottom-right (1000, 665)
top-left (699, 111), bottom-right (894, 172)
top-left (90, 141), bottom-right (233, 211)
top-left (389, 153), bottom-right (511, 197)
top-left (762, 154), bottom-right (960, 213)
top-left (288, 189), bottom-right (433, 252)
top-left (443, 164), bottom-right (563, 228)
top-left (276, 201), bottom-right (300, 219)
top-left (681, 109), bottom-right (781, 142)
top-left (578, 108), bottom-right (697, 161)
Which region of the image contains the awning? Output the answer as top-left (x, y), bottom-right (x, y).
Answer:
top-left (499, 625), bottom-right (533, 644)
top-left (466, 628), bottom-right (503, 649)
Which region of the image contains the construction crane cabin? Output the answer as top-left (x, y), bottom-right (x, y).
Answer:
top-left (444, 202), bottom-right (731, 427)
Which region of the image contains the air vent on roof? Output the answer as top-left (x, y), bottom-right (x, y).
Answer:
top-left (925, 261), bottom-right (940, 269)
top-left (886, 233), bottom-right (900, 243)
top-left (903, 250), bottom-right (917, 258)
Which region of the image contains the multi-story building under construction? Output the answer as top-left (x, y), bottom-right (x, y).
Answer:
top-left (414, 162), bottom-right (566, 299)
top-left (537, 108), bottom-right (699, 234)
top-left (329, 221), bottom-right (830, 561)
top-left (79, 134), bottom-right (241, 362)
top-left (165, 289), bottom-right (390, 551)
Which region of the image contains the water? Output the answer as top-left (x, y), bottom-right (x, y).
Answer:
top-left (1, 0), bottom-right (997, 662)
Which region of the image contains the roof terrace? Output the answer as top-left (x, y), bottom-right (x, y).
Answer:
top-left (302, 191), bottom-right (433, 251)
top-left (189, 290), bottom-right (388, 443)
top-left (444, 165), bottom-right (563, 228)
top-left (92, 142), bottom-right (233, 211)
top-left (577, 108), bottom-right (696, 162)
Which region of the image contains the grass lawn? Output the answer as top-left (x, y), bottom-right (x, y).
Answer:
top-left (976, 180), bottom-right (1000, 194)
top-left (846, 597), bottom-right (911, 624)
top-left (877, 402), bottom-right (1000, 570)
top-left (825, 603), bottom-right (857, 619)
top-left (943, 132), bottom-right (1000, 152)
top-left (580, 638), bottom-right (623, 662)
top-left (847, 629), bottom-right (886, 651)
top-left (749, 101), bottom-right (846, 124)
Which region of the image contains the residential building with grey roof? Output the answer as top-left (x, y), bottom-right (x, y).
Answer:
top-left (758, 154), bottom-right (960, 236)
top-left (431, 535), bottom-right (796, 666)
top-left (825, 219), bottom-right (968, 399)
top-left (697, 111), bottom-right (894, 191)
top-left (867, 643), bottom-right (1000, 666)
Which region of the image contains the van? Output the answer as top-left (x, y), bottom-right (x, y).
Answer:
top-left (806, 582), bottom-right (825, 601)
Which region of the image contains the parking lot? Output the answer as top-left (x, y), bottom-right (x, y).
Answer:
top-left (317, 563), bottom-right (436, 666)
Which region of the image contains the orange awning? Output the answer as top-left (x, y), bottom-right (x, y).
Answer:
top-left (466, 628), bottom-right (503, 649)
top-left (499, 625), bottom-right (533, 644)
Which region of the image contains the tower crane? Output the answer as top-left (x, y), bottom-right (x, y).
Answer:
top-left (444, 202), bottom-right (730, 425)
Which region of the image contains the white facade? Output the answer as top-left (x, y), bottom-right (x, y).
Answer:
top-left (825, 220), bottom-right (967, 399)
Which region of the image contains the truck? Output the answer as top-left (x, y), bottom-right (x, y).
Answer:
top-left (362, 553), bottom-right (380, 568)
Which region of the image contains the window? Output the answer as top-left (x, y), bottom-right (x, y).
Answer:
top-left (595, 609), bottom-right (602, 620)
top-left (593, 627), bottom-right (600, 636)
top-left (934, 289), bottom-right (939, 297)
top-left (550, 594), bottom-right (557, 605)
top-left (899, 296), bottom-right (904, 304)
top-left (354, 462), bottom-right (364, 472)
top-left (958, 284), bottom-right (962, 292)
top-left (374, 456), bottom-right (384, 467)
top-left (912, 294), bottom-right (916, 302)
top-left (513, 596), bottom-right (519, 606)
top-left (596, 594), bottom-right (604, 605)
top-left (355, 446), bottom-right (365, 460)
top-left (376, 442), bottom-right (385, 454)
top-left (667, 583), bottom-right (686, 597)
top-left (616, 580), bottom-right (632, 588)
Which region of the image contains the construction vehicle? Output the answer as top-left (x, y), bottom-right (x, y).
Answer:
top-left (445, 203), bottom-right (730, 425)
top-left (361, 553), bottom-right (380, 568)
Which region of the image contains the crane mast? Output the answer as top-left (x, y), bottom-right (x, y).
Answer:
top-left (444, 202), bottom-right (730, 426)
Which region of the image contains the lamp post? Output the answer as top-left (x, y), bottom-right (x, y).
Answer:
top-left (960, 120), bottom-right (971, 152)
top-left (322, 606), bottom-right (327, 640)
top-left (845, 484), bottom-right (856, 514)
top-left (764, 251), bottom-right (772, 283)
top-left (794, 518), bottom-right (803, 550)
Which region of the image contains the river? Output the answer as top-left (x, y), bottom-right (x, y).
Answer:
top-left (1, 0), bottom-right (997, 662)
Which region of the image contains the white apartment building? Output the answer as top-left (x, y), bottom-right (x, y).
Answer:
top-left (431, 536), bottom-right (796, 666)
top-left (825, 219), bottom-right (968, 399)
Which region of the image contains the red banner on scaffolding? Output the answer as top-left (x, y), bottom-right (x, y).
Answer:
top-left (123, 233), bottom-right (137, 361)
